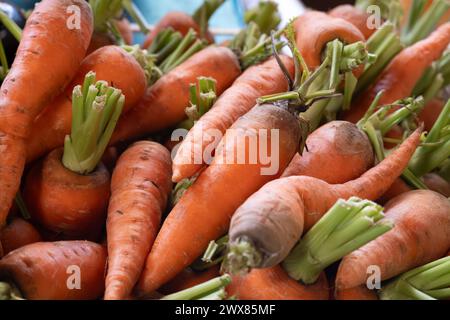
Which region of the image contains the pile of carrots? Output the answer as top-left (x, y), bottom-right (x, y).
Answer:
top-left (0, 0), bottom-right (448, 301)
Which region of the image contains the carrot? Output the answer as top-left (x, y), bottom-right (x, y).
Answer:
top-left (419, 98), bottom-right (445, 131)
top-left (422, 173), bottom-right (450, 197)
top-left (336, 190), bottom-right (450, 292)
top-left (105, 141), bottom-right (172, 300)
top-left (334, 285), bottom-right (378, 300)
top-left (159, 266), bottom-right (220, 296)
top-left (26, 45), bottom-right (148, 163)
top-left (227, 265), bottom-right (329, 300)
top-left (110, 46), bottom-right (241, 144)
top-left (223, 127), bottom-right (421, 272)
top-left (172, 56), bottom-right (295, 182)
top-left (294, 11), bottom-right (365, 70)
top-left (328, 5), bottom-right (376, 40)
top-left (0, 0), bottom-right (93, 229)
top-left (142, 0), bottom-right (225, 48)
top-left (161, 274), bottom-right (231, 300)
top-left (0, 218), bottom-right (41, 256)
top-left (0, 241), bottom-right (106, 300)
top-left (24, 76), bottom-right (125, 241)
top-left (344, 22), bottom-right (450, 123)
top-left (281, 121), bottom-right (374, 181)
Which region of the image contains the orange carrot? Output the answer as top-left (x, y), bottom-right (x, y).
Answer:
top-left (344, 23), bottom-right (450, 123)
top-left (329, 4), bottom-right (376, 40)
top-left (225, 128), bottom-right (421, 270)
top-left (419, 98), bottom-right (445, 131)
top-left (282, 121), bottom-right (374, 182)
top-left (0, 241), bottom-right (106, 300)
top-left (172, 56), bottom-right (295, 182)
top-left (227, 265), bottom-right (329, 300)
top-left (0, 0), bottom-right (93, 228)
top-left (0, 218), bottom-right (42, 256)
top-left (110, 46), bottom-right (241, 144)
top-left (26, 45), bottom-right (147, 163)
top-left (334, 285), bottom-right (378, 300)
top-left (136, 102), bottom-right (303, 297)
top-left (105, 141), bottom-right (172, 300)
top-left (336, 190), bottom-right (450, 291)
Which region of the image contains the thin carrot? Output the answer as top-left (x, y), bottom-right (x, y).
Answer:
top-left (0, 218), bottom-right (41, 256)
top-left (105, 141), bottom-right (172, 300)
top-left (336, 190), bottom-right (450, 291)
top-left (344, 22), bottom-right (450, 123)
top-left (26, 45), bottom-right (148, 164)
top-left (0, 241), bottom-right (106, 300)
top-left (0, 0), bottom-right (93, 228)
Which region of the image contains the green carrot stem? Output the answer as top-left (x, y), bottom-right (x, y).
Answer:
top-left (14, 192), bottom-right (31, 220)
top-left (402, 0), bottom-right (427, 38)
top-left (422, 73), bottom-right (444, 103)
top-left (328, 39), bottom-right (344, 89)
top-left (121, 45), bottom-right (156, 85)
top-left (438, 159), bottom-right (450, 181)
top-left (0, 10), bottom-right (22, 41)
top-left (342, 72), bottom-right (358, 110)
top-left (0, 282), bottom-right (24, 300)
top-left (355, 0), bottom-right (402, 24)
top-left (191, 235), bottom-right (229, 271)
top-left (402, 0), bottom-right (450, 46)
top-left (0, 38), bottom-right (8, 79)
top-left (192, 0), bottom-right (225, 39)
top-left (89, 0), bottom-right (123, 33)
top-left (244, 0), bottom-right (281, 35)
top-left (122, 0), bottom-right (149, 33)
top-left (198, 288), bottom-right (227, 300)
top-left (283, 197), bottom-right (392, 284)
top-left (161, 274), bottom-right (231, 300)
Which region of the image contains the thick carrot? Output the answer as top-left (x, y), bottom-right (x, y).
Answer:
top-left (282, 121), bottom-right (374, 181)
top-left (0, 218), bottom-right (42, 255)
top-left (329, 5), bottom-right (375, 40)
top-left (105, 141), bottom-right (172, 300)
top-left (294, 11), bottom-right (365, 69)
top-left (0, 0), bottom-right (93, 228)
top-left (344, 23), bottom-right (450, 123)
top-left (336, 190), bottom-right (450, 291)
top-left (227, 265), bottom-right (329, 300)
top-left (334, 285), bottom-right (378, 300)
top-left (159, 266), bottom-right (220, 296)
top-left (110, 46), bottom-right (241, 144)
top-left (26, 45), bottom-right (147, 163)
top-left (136, 102), bottom-right (303, 297)
top-left (225, 128), bottom-right (421, 270)
top-left (0, 241), bottom-right (106, 300)
top-left (172, 56), bottom-right (294, 182)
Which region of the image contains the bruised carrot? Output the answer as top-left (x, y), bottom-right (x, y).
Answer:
top-left (224, 128), bottom-right (421, 271)
top-left (227, 265), bottom-right (329, 300)
top-left (294, 11), bottom-right (365, 69)
top-left (172, 56), bottom-right (295, 182)
top-left (110, 46), bottom-right (241, 144)
top-left (0, 218), bottom-right (41, 255)
top-left (105, 141), bottom-right (172, 300)
top-left (0, 241), bottom-right (106, 300)
top-left (159, 266), bottom-right (220, 296)
top-left (0, 0), bottom-right (93, 228)
top-left (26, 45), bottom-right (148, 163)
top-left (344, 23), bottom-right (450, 123)
top-left (282, 121), bottom-right (374, 182)
top-left (336, 190), bottom-right (450, 292)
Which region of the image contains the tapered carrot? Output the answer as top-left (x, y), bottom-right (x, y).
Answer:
top-left (282, 121), bottom-right (374, 181)
top-left (0, 218), bottom-right (41, 255)
top-left (172, 56), bottom-right (295, 182)
top-left (227, 265), bottom-right (329, 300)
top-left (105, 141), bottom-right (172, 300)
top-left (224, 128), bottom-right (421, 271)
top-left (0, 241), bottom-right (106, 300)
top-left (26, 45), bottom-right (147, 163)
top-left (0, 0), bottom-right (93, 228)
top-left (110, 46), bottom-right (241, 144)
top-left (336, 190), bottom-right (450, 292)
top-left (344, 23), bottom-right (450, 123)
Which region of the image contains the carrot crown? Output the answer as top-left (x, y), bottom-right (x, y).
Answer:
top-left (380, 256), bottom-right (450, 300)
top-left (191, 235), bottom-right (229, 272)
top-left (192, 0), bottom-right (226, 40)
top-left (121, 45), bottom-right (156, 85)
top-left (283, 197), bottom-right (393, 285)
top-left (161, 274), bottom-right (231, 300)
top-left (244, 1), bottom-right (281, 35)
top-left (62, 72), bottom-right (125, 175)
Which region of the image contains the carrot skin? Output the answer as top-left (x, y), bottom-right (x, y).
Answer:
top-left (419, 98), bottom-right (445, 132)
top-left (336, 190), bottom-right (450, 290)
top-left (23, 149), bottom-right (110, 241)
top-left (0, 241), bottom-right (106, 300)
top-left (227, 265), bottom-right (329, 300)
top-left (173, 56), bottom-right (295, 182)
top-left (136, 104), bottom-right (302, 296)
top-left (0, 218), bottom-right (42, 255)
top-left (111, 46), bottom-right (241, 144)
top-left (26, 45), bottom-right (147, 164)
top-left (335, 285), bottom-right (378, 300)
top-left (329, 5), bottom-right (376, 40)
top-left (0, 0), bottom-right (93, 228)
top-left (105, 141), bottom-right (172, 300)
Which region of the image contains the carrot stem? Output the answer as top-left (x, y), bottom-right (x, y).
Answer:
top-left (161, 274), bottom-right (231, 300)
top-left (121, 45), bottom-right (156, 85)
top-left (0, 10), bottom-right (22, 42)
top-left (0, 282), bottom-right (24, 300)
top-left (122, 0), bottom-right (149, 33)
top-left (355, 0), bottom-right (402, 24)
top-left (0, 38), bottom-right (8, 79)
top-left (191, 235), bottom-right (229, 271)
top-left (183, 77), bottom-right (217, 129)
top-left (89, 0), bottom-right (123, 34)
top-left (244, 0), bottom-right (281, 35)
top-left (283, 197), bottom-right (393, 284)
top-left (380, 257), bottom-right (450, 300)
top-left (192, 0), bottom-right (225, 40)
top-left (14, 192), bottom-right (30, 220)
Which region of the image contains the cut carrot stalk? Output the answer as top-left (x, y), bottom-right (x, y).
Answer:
top-left (161, 274), bottom-right (231, 300)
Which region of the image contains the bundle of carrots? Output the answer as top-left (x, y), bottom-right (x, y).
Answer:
top-left (0, 0), bottom-right (448, 301)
